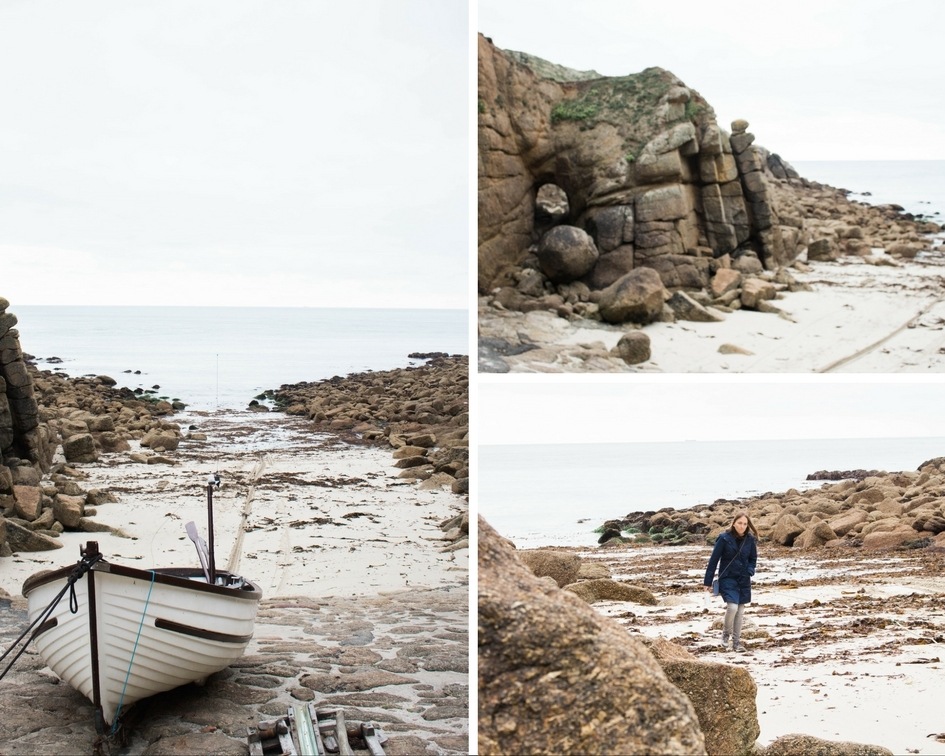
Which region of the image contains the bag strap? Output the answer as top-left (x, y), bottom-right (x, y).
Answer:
top-left (718, 535), bottom-right (747, 579)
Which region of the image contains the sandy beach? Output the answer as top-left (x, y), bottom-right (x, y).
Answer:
top-left (479, 240), bottom-right (945, 373)
top-left (0, 409), bottom-right (469, 755)
top-left (0, 410), bottom-right (467, 599)
top-left (573, 543), bottom-right (945, 755)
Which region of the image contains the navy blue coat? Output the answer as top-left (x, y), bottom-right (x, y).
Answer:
top-left (704, 530), bottom-right (757, 605)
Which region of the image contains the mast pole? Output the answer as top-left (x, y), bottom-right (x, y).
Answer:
top-left (82, 542), bottom-right (106, 733)
top-left (207, 474), bottom-right (220, 584)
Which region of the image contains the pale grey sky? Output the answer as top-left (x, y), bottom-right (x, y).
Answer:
top-left (479, 378), bottom-right (945, 445)
top-left (0, 0), bottom-right (467, 308)
top-left (478, 0), bottom-right (945, 161)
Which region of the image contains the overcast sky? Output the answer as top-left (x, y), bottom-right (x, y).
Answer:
top-left (0, 0), bottom-right (467, 308)
top-left (478, 0), bottom-right (945, 161)
top-left (479, 378), bottom-right (945, 445)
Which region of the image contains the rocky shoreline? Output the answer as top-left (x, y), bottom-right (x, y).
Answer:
top-left (0, 300), bottom-right (469, 755)
top-left (480, 514), bottom-right (945, 755)
top-left (263, 353), bottom-right (469, 498)
top-left (480, 173), bottom-right (942, 340)
top-left (479, 450), bottom-right (945, 754)
top-left (595, 455), bottom-right (945, 552)
top-left (0, 296), bottom-right (469, 557)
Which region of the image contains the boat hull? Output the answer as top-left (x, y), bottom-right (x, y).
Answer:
top-left (23, 556), bottom-right (262, 726)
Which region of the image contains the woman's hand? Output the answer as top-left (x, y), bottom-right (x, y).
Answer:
top-left (703, 585), bottom-right (712, 593)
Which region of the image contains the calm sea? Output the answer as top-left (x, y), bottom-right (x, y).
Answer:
top-left (791, 160), bottom-right (945, 224)
top-left (479, 436), bottom-right (945, 548)
top-left (10, 306), bottom-right (467, 411)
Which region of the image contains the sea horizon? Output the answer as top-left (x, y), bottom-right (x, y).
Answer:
top-left (791, 159), bottom-right (945, 222)
top-left (10, 304), bottom-right (468, 412)
top-left (7, 302), bottom-right (466, 311)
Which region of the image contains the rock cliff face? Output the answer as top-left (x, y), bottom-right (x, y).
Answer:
top-left (0, 298), bottom-right (190, 557)
top-left (0, 298), bottom-right (48, 467)
top-left (478, 34), bottom-right (802, 296)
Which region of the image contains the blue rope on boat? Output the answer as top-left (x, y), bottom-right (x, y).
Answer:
top-left (110, 570), bottom-right (156, 735)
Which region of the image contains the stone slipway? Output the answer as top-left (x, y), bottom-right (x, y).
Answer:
top-left (0, 589), bottom-right (468, 756)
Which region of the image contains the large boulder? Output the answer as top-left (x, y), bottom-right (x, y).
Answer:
top-left (564, 579), bottom-right (658, 605)
top-left (828, 508), bottom-right (869, 537)
top-left (807, 237), bottom-right (839, 262)
top-left (537, 225), bottom-right (600, 283)
top-left (5, 519), bottom-right (63, 552)
top-left (740, 278), bottom-right (777, 310)
top-left (62, 433), bottom-right (98, 464)
top-left (760, 734), bottom-right (893, 756)
top-left (597, 267), bottom-right (666, 324)
top-left (709, 268), bottom-right (742, 298)
top-left (666, 291), bottom-right (724, 322)
top-left (657, 657), bottom-right (760, 756)
top-left (517, 549), bottom-right (581, 588)
top-left (10, 465), bottom-right (40, 486)
top-left (862, 526), bottom-right (921, 550)
top-left (87, 414), bottom-right (116, 433)
top-left (794, 521), bottom-right (839, 549)
top-left (53, 494), bottom-right (85, 529)
top-left (770, 513), bottom-right (805, 546)
top-left (479, 517), bottom-right (706, 755)
top-left (141, 429), bottom-right (181, 452)
top-left (12, 484), bottom-right (42, 521)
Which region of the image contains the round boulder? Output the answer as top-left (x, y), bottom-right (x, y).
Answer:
top-left (517, 549), bottom-right (581, 588)
top-left (771, 513), bottom-right (806, 546)
top-left (536, 225), bottom-right (599, 283)
top-left (613, 331), bottom-right (651, 365)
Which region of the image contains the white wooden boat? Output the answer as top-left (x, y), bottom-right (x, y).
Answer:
top-left (21, 476), bottom-right (261, 731)
top-left (22, 541), bottom-right (262, 730)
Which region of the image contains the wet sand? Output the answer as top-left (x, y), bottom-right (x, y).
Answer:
top-left (575, 543), bottom-right (945, 755)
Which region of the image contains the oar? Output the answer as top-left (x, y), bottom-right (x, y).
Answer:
top-left (185, 521), bottom-right (212, 583)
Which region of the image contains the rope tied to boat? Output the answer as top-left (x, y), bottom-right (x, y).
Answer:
top-left (67, 552), bottom-right (101, 614)
top-left (109, 570), bottom-right (156, 736)
top-left (0, 548), bottom-right (104, 681)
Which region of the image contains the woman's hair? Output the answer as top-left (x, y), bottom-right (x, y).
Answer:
top-left (729, 511), bottom-right (759, 539)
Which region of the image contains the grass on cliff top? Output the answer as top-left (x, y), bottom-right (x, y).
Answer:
top-left (550, 68), bottom-right (672, 123)
top-left (550, 67), bottom-right (706, 157)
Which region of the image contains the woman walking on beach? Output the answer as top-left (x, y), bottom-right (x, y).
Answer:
top-left (704, 512), bottom-right (758, 653)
